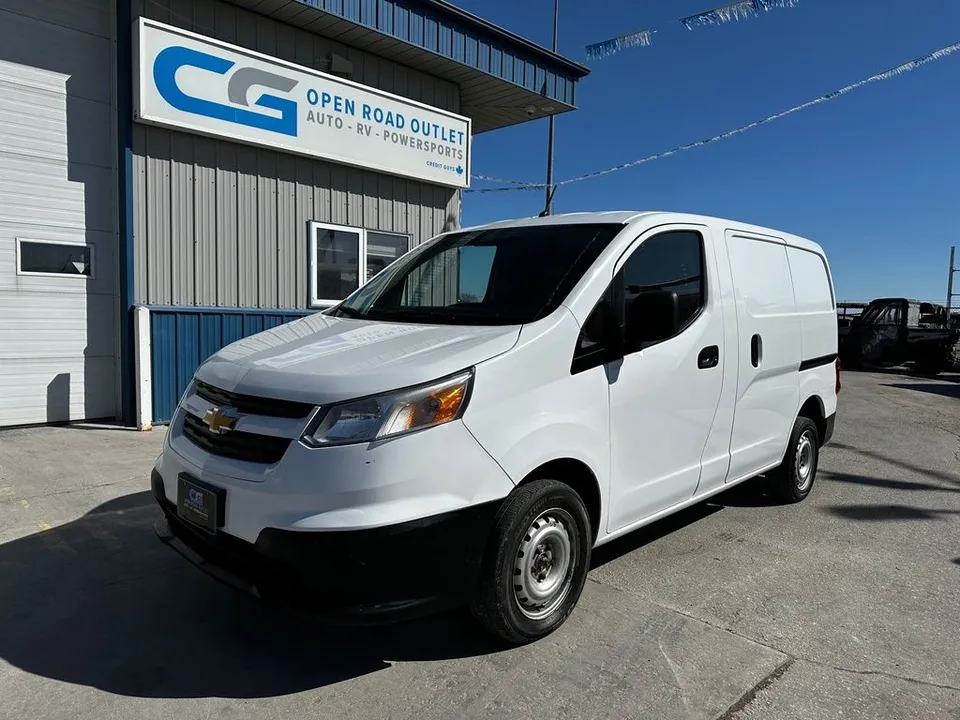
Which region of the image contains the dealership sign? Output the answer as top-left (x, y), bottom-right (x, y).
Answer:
top-left (133, 19), bottom-right (472, 188)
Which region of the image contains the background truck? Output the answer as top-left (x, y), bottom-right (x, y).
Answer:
top-left (838, 298), bottom-right (960, 374)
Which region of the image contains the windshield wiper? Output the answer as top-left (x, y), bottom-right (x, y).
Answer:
top-left (366, 306), bottom-right (523, 324)
top-left (331, 305), bottom-right (366, 319)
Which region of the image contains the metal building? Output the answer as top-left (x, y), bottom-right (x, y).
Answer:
top-left (0, 0), bottom-right (589, 429)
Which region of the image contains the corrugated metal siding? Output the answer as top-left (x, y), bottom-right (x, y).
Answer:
top-left (0, 2), bottom-right (117, 427)
top-left (338, 0), bottom-right (581, 105)
top-left (149, 306), bottom-right (313, 423)
top-left (133, 0), bottom-right (461, 309)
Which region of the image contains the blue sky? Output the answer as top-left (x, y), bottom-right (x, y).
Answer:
top-left (453, 0), bottom-right (960, 303)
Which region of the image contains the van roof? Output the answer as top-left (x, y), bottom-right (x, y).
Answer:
top-left (457, 211), bottom-right (825, 255)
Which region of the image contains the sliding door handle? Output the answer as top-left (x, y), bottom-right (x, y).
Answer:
top-left (751, 334), bottom-right (763, 367)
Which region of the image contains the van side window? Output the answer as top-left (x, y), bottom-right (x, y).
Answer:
top-left (622, 230), bottom-right (705, 347)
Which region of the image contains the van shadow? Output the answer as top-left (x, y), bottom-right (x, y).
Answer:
top-left (0, 492), bottom-right (500, 700)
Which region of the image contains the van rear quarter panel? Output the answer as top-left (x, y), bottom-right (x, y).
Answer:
top-left (786, 243), bottom-right (839, 422)
top-left (786, 245), bottom-right (838, 363)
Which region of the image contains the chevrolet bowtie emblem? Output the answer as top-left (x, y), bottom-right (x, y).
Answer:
top-left (202, 407), bottom-right (236, 434)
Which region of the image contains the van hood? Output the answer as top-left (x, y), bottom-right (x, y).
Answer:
top-left (194, 313), bottom-right (521, 406)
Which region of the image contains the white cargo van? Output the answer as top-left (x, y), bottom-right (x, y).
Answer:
top-left (152, 211), bottom-right (840, 644)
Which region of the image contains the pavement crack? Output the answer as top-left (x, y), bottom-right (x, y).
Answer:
top-left (657, 627), bottom-right (692, 716)
top-left (586, 576), bottom-right (784, 657)
top-left (715, 658), bottom-right (795, 720)
top-left (801, 658), bottom-right (960, 693)
top-left (587, 578), bottom-right (960, 695)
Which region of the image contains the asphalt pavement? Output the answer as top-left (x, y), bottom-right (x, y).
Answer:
top-left (0, 370), bottom-right (957, 720)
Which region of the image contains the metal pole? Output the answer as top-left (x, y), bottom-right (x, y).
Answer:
top-left (544, 0), bottom-right (559, 215)
top-left (946, 245), bottom-right (956, 322)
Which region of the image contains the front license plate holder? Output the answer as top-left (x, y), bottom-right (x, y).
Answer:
top-left (177, 473), bottom-right (226, 534)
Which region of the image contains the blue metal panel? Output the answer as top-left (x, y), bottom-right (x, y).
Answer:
top-left (287, 0), bottom-right (588, 107)
top-left (437, 20), bottom-right (451, 56)
top-left (199, 313), bottom-right (222, 362)
top-left (394, 1), bottom-right (408, 38)
top-left (464, 35), bottom-right (477, 66)
top-left (417, 15), bottom-right (431, 50)
top-left (379, 0), bottom-right (394, 34)
top-left (243, 314), bottom-right (264, 337)
top-left (361, 0), bottom-right (377, 25)
top-left (343, 0), bottom-right (361, 22)
top-left (148, 306), bottom-right (314, 424)
top-left (176, 314), bottom-right (201, 407)
top-left (478, 40), bottom-right (490, 72)
top-left (118, 0), bottom-right (136, 425)
top-left (151, 312), bottom-right (177, 424)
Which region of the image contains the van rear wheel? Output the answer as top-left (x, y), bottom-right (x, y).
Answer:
top-left (769, 416), bottom-right (820, 504)
top-left (470, 479), bottom-right (592, 645)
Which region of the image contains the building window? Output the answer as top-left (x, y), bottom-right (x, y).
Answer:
top-left (16, 239), bottom-right (93, 278)
top-left (308, 222), bottom-right (411, 307)
top-left (366, 231), bottom-right (411, 282)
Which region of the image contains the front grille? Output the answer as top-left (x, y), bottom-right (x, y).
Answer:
top-left (182, 412), bottom-right (292, 464)
top-left (195, 380), bottom-right (314, 419)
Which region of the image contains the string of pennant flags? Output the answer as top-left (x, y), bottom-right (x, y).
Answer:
top-left (467, 38), bottom-right (960, 193)
top-left (586, 0), bottom-right (803, 60)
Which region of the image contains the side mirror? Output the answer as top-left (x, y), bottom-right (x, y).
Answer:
top-left (597, 299), bottom-right (625, 357)
top-left (624, 289), bottom-right (680, 352)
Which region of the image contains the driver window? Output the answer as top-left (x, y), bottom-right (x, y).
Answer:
top-left (622, 230), bottom-right (705, 347)
top-left (876, 305), bottom-right (901, 326)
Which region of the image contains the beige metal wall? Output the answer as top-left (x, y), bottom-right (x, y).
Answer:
top-left (132, 0), bottom-right (461, 308)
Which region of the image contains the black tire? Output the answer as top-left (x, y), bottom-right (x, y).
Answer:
top-left (768, 416), bottom-right (820, 504)
top-left (470, 479), bottom-right (592, 645)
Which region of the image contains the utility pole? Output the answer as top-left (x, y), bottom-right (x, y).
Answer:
top-left (946, 245), bottom-right (957, 324)
top-left (544, 0), bottom-right (559, 216)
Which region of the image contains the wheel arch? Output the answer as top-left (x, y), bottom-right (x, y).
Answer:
top-left (517, 458), bottom-right (603, 543)
top-left (798, 394), bottom-right (827, 446)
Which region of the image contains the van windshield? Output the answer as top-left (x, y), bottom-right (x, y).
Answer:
top-left (329, 223), bottom-right (624, 326)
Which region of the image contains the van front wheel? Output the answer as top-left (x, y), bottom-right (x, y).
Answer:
top-left (769, 416), bottom-right (820, 504)
top-left (470, 479), bottom-right (592, 645)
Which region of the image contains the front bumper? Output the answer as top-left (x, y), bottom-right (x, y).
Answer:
top-left (152, 470), bottom-right (501, 624)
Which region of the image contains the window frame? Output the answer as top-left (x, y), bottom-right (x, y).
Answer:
top-left (16, 238), bottom-right (95, 279)
top-left (570, 226), bottom-right (708, 375)
top-left (617, 227), bottom-right (708, 354)
top-left (307, 221), bottom-right (411, 308)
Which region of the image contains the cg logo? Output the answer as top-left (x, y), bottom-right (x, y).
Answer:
top-left (153, 45), bottom-right (299, 137)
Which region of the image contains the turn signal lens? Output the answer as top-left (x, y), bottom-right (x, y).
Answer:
top-left (381, 382), bottom-right (467, 436)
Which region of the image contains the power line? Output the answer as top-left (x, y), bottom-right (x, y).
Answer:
top-left (467, 38), bottom-right (960, 194)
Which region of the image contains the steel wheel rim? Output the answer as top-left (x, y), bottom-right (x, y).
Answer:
top-left (513, 508), bottom-right (577, 621)
top-left (795, 431), bottom-right (816, 492)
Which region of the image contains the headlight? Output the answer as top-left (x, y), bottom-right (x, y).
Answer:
top-left (301, 369), bottom-right (474, 447)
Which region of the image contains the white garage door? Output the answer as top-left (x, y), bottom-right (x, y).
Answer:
top-left (0, 2), bottom-right (117, 427)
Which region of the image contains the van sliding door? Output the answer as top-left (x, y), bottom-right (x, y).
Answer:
top-left (723, 231), bottom-right (801, 483)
